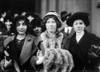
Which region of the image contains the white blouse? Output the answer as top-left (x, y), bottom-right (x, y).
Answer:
top-left (76, 31), bottom-right (84, 43)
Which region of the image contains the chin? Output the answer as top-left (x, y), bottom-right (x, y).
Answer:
top-left (18, 32), bottom-right (25, 35)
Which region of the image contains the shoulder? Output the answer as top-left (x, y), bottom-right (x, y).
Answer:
top-left (4, 35), bottom-right (15, 47)
top-left (56, 32), bottom-right (64, 41)
top-left (86, 31), bottom-right (100, 39)
top-left (34, 35), bottom-right (42, 46)
top-left (85, 31), bottom-right (100, 44)
top-left (26, 34), bottom-right (35, 41)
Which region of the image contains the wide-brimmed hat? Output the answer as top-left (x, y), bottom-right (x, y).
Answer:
top-left (31, 18), bottom-right (42, 28)
top-left (61, 11), bottom-right (71, 22)
top-left (43, 11), bottom-right (63, 31)
top-left (67, 12), bottom-right (90, 27)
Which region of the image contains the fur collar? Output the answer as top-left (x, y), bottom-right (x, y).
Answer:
top-left (40, 31), bottom-right (63, 50)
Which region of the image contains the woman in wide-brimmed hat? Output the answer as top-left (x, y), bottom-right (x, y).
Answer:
top-left (67, 12), bottom-right (100, 72)
top-left (30, 11), bottom-right (74, 72)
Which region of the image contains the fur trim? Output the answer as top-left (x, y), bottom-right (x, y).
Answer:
top-left (43, 48), bottom-right (74, 72)
top-left (40, 31), bottom-right (63, 50)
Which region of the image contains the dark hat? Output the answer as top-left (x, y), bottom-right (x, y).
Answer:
top-left (25, 11), bottom-right (40, 19)
top-left (67, 12), bottom-right (90, 27)
top-left (14, 15), bottom-right (29, 24)
top-left (61, 11), bottom-right (71, 22)
top-left (31, 18), bottom-right (42, 28)
top-left (4, 11), bottom-right (14, 23)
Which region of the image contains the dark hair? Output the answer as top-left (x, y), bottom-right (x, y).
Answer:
top-left (31, 18), bottom-right (42, 28)
top-left (4, 16), bottom-right (14, 23)
top-left (12, 16), bottom-right (32, 34)
top-left (42, 15), bottom-right (61, 32)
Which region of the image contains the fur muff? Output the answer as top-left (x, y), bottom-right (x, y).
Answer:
top-left (43, 48), bottom-right (74, 72)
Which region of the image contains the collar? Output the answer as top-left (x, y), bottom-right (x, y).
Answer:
top-left (76, 31), bottom-right (84, 37)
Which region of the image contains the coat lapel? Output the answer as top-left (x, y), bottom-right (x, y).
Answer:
top-left (4, 35), bottom-right (15, 47)
top-left (19, 34), bottom-right (34, 65)
top-left (71, 35), bottom-right (84, 62)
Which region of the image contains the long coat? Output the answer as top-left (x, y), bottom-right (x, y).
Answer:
top-left (3, 34), bottom-right (38, 72)
top-left (69, 30), bottom-right (100, 72)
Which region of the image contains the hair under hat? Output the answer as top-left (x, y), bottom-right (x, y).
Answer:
top-left (31, 18), bottom-right (42, 28)
top-left (42, 11), bottom-right (63, 31)
top-left (14, 15), bottom-right (29, 24)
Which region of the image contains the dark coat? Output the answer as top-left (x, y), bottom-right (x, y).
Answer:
top-left (69, 30), bottom-right (100, 72)
top-left (3, 34), bottom-right (38, 72)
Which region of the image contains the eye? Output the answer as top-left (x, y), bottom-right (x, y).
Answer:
top-left (47, 21), bottom-right (50, 23)
top-left (52, 21), bottom-right (56, 23)
top-left (79, 22), bottom-right (83, 25)
top-left (22, 23), bottom-right (27, 26)
top-left (75, 23), bottom-right (78, 25)
top-left (16, 23), bottom-right (20, 26)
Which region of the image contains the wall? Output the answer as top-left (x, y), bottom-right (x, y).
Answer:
top-left (41, 0), bottom-right (92, 31)
top-left (40, 0), bottom-right (100, 37)
top-left (91, 0), bottom-right (100, 37)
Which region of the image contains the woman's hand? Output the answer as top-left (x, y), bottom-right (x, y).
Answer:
top-left (4, 56), bottom-right (12, 68)
top-left (36, 50), bottom-right (44, 65)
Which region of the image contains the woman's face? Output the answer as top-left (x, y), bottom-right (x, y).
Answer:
top-left (5, 20), bottom-right (12, 29)
top-left (33, 26), bottom-right (42, 36)
top-left (73, 20), bottom-right (86, 33)
top-left (16, 20), bottom-right (27, 35)
top-left (46, 18), bottom-right (57, 33)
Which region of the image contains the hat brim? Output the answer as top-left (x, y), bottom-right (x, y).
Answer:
top-left (67, 12), bottom-right (90, 27)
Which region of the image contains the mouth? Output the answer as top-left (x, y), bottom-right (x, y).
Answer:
top-left (18, 30), bottom-right (25, 32)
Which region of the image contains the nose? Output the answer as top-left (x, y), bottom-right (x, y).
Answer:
top-left (77, 24), bottom-right (81, 27)
top-left (19, 24), bottom-right (23, 28)
top-left (49, 22), bottom-right (54, 26)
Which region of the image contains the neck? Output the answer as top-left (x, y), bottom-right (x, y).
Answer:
top-left (47, 31), bottom-right (55, 38)
top-left (76, 31), bottom-right (84, 36)
top-left (17, 33), bottom-right (26, 40)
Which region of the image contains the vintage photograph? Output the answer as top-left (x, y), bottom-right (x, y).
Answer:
top-left (0, 0), bottom-right (100, 72)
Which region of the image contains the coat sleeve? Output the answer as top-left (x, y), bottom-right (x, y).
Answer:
top-left (90, 33), bottom-right (100, 45)
top-left (30, 37), bottom-right (44, 71)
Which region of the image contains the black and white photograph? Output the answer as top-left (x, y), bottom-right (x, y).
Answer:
top-left (0, 0), bottom-right (100, 72)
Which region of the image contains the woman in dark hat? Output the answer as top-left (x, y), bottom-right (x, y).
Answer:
top-left (30, 18), bottom-right (42, 37)
top-left (25, 11), bottom-right (41, 23)
top-left (60, 11), bottom-right (75, 50)
top-left (0, 15), bottom-right (42, 72)
top-left (60, 11), bottom-right (73, 35)
top-left (3, 12), bottom-right (14, 36)
top-left (67, 12), bottom-right (100, 72)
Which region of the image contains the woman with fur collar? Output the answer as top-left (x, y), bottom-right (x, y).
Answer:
top-left (0, 16), bottom-right (41, 72)
top-left (30, 11), bottom-right (74, 72)
top-left (36, 11), bottom-right (64, 50)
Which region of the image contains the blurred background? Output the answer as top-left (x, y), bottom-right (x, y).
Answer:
top-left (0, 0), bottom-right (100, 37)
